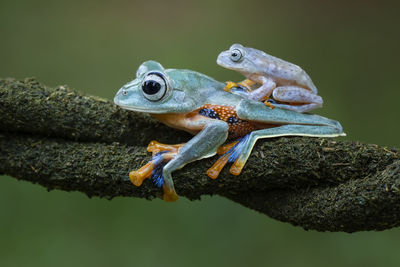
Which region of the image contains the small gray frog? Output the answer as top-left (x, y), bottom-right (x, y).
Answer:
top-left (217, 43), bottom-right (323, 113)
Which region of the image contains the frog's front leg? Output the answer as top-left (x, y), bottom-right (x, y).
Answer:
top-left (161, 120), bottom-right (229, 201)
top-left (224, 79), bottom-right (256, 92)
top-left (146, 140), bottom-right (185, 155)
top-left (246, 76), bottom-right (276, 102)
top-left (238, 79), bottom-right (257, 89)
top-left (129, 141), bottom-right (185, 187)
top-left (271, 86), bottom-right (323, 113)
top-left (129, 150), bottom-right (178, 186)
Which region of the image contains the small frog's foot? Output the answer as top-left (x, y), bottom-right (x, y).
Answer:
top-left (238, 79), bottom-right (256, 90)
top-left (206, 134), bottom-right (251, 179)
top-left (263, 100), bottom-right (275, 109)
top-left (147, 140), bottom-right (184, 155)
top-left (224, 81), bottom-right (239, 91)
top-left (162, 184), bottom-right (179, 202)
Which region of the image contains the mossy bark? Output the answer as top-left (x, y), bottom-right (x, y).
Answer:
top-left (0, 78), bottom-right (399, 232)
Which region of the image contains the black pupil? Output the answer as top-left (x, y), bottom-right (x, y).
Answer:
top-left (142, 80), bottom-right (161, 95)
top-left (232, 52), bottom-right (238, 57)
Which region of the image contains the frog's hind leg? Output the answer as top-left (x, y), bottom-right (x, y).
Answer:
top-left (247, 77), bottom-right (276, 102)
top-left (206, 140), bottom-right (240, 179)
top-left (217, 141), bottom-right (239, 155)
top-left (229, 124), bottom-right (344, 176)
top-left (271, 103), bottom-right (321, 113)
top-left (206, 136), bottom-right (250, 179)
top-left (271, 86), bottom-right (323, 113)
top-left (238, 79), bottom-right (257, 89)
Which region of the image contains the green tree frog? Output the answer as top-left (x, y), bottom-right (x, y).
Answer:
top-left (114, 60), bottom-right (344, 201)
top-left (217, 44), bottom-right (323, 113)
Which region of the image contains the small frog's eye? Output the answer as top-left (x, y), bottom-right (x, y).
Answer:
top-left (141, 72), bottom-right (169, 101)
top-left (230, 48), bottom-right (243, 62)
top-left (122, 89), bottom-right (128, 96)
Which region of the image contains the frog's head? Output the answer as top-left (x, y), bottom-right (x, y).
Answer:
top-left (217, 43), bottom-right (258, 76)
top-left (114, 60), bottom-right (197, 114)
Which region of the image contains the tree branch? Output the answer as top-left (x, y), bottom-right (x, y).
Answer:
top-left (0, 78), bottom-right (399, 232)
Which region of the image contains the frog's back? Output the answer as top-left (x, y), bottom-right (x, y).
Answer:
top-left (167, 68), bottom-right (245, 107)
top-left (248, 47), bottom-right (318, 93)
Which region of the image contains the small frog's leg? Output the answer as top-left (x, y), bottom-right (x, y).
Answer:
top-left (238, 79), bottom-right (256, 90)
top-left (271, 86), bottom-right (323, 113)
top-left (161, 121), bottom-right (229, 201)
top-left (224, 79), bottom-right (255, 92)
top-left (270, 103), bottom-right (321, 113)
top-left (247, 77), bottom-right (276, 102)
top-left (229, 124), bottom-right (344, 175)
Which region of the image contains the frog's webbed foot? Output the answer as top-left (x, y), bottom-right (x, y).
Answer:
top-left (263, 100), bottom-right (275, 109)
top-left (129, 140), bottom-right (182, 201)
top-left (217, 141), bottom-right (239, 155)
top-left (147, 140), bottom-right (185, 155)
top-left (224, 81), bottom-right (240, 91)
top-left (206, 134), bottom-right (251, 179)
top-left (224, 79), bottom-right (255, 92)
top-left (129, 150), bottom-right (177, 186)
top-left (129, 150), bottom-right (179, 202)
top-left (238, 79), bottom-right (256, 89)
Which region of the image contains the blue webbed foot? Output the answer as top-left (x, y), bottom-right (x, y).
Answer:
top-left (206, 134), bottom-right (250, 179)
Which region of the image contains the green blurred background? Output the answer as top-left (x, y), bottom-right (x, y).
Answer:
top-left (1, 0), bottom-right (399, 266)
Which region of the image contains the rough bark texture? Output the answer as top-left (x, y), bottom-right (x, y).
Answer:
top-left (0, 78), bottom-right (399, 232)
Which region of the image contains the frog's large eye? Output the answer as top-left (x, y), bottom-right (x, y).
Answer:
top-left (230, 48), bottom-right (243, 62)
top-left (141, 72), bottom-right (169, 101)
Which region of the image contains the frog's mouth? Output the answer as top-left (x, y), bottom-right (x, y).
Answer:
top-left (115, 101), bottom-right (197, 114)
top-left (115, 104), bottom-right (165, 114)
